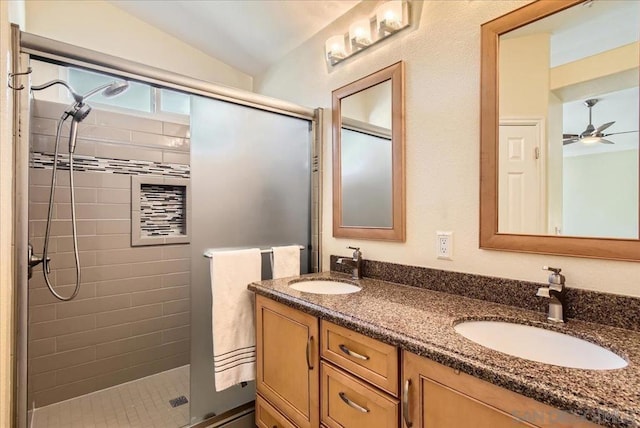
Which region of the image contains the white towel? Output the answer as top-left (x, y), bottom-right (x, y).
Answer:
top-left (270, 245), bottom-right (300, 279)
top-left (210, 248), bottom-right (261, 391)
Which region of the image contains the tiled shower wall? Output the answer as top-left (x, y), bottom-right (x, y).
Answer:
top-left (28, 100), bottom-right (191, 407)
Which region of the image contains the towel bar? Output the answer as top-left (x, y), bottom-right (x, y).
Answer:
top-left (203, 245), bottom-right (306, 258)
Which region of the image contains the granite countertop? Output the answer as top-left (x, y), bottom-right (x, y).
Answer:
top-left (248, 271), bottom-right (640, 427)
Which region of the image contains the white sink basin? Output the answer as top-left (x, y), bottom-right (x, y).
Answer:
top-left (454, 321), bottom-right (627, 370)
top-left (289, 280), bottom-right (361, 295)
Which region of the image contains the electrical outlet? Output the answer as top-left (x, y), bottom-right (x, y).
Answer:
top-left (436, 231), bottom-right (453, 260)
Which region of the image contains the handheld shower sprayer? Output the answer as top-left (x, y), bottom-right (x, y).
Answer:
top-left (29, 77), bottom-right (129, 301)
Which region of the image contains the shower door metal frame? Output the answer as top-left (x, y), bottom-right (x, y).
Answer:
top-left (14, 30), bottom-right (323, 428)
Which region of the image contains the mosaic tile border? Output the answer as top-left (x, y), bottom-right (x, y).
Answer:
top-left (30, 151), bottom-right (190, 178)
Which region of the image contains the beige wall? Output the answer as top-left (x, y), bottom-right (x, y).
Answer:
top-left (24, 0), bottom-right (253, 91)
top-left (28, 100), bottom-right (191, 406)
top-left (256, 0), bottom-right (640, 298)
top-left (0, 2), bottom-right (15, 426)
top-left (499, 33), bottom-right (550, 118)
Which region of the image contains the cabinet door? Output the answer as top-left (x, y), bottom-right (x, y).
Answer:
top-left (256, 295), bottom-right (319, 428)
top-left (402, 351), bottom-right (599, 428)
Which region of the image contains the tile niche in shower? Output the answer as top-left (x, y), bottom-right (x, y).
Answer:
top-left (131, 176), bottom-right (190, 246)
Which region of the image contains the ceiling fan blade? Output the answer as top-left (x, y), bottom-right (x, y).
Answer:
top-left (563, 133), bottom-right (579, 139)
top-left (603, 130), bottom-right (639, 137)
top-left (593, 121), bottom-right (615, 134)
top-left (563, 138), bottom-right (579, 145)
top-left (599, 139), bottom-right (615, 145)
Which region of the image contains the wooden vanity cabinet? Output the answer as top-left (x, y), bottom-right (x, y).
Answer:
top-left (256, 295), bottom-right (320, 428)
top-left (320, 321), bottom-right (400, 428)
top-left (402, 351), bottom-right (601, 428)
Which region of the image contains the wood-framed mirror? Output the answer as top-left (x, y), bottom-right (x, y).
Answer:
top-left (480, 0), bottom-right (640, 261)
top-left (332, 61), bottom-right (405, 241)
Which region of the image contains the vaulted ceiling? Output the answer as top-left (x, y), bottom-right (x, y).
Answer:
top-left (109, 0), bottom-right (360, 77)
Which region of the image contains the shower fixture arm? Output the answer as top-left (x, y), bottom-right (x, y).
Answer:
top-left (31, 79), bottom-right (83, 103)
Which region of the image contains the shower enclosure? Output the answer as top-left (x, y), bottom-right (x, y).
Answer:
top-left (14, 32), bottom-right (320, 428)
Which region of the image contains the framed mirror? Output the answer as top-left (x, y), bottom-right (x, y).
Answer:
top-left (480, 0), bottom-right (640, 260)
top-left (332, 61), bottom-right (405, 241)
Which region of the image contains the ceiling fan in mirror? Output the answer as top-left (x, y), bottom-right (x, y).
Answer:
top-left (562, 98), bottom-right (638, 145)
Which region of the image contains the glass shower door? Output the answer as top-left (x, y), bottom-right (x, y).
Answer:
top-left (189, 95), bottom-right (312, 425)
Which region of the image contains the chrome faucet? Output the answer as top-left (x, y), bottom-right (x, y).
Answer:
top-left (536, 266), bottom-right (566, 323)
top-left (337, 246), bottom-right (362, 280)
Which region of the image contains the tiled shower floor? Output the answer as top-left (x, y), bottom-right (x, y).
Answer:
top-left (30, 365), bottom-right (190, 428)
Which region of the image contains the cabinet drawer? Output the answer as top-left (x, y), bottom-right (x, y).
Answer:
top-left (322, 362), bottom-right (399, 428)
top-left (321, 321), bottom-right (399, 396)
top-left (256, 394), bottom-right (297, 428)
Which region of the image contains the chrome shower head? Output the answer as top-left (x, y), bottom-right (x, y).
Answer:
top-left (31, 78), bottom-right (130, 104)
top-left (102, 81), bottom-right (129, 98)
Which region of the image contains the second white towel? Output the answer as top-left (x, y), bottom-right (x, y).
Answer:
top-left (210, 248), bottom-right (261, 391)
top-left (270, 245), bottom-right (301, 279)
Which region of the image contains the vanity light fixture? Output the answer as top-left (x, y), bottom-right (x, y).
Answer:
top-left (325, 0), bottom-right (410, 67)
top-left (326, 35), bottom-right (348, 66)
top-left (349, 18), bottom-right (373, 50)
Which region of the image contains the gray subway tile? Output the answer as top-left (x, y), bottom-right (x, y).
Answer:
top-left (30, 372), bottom-right (57, 392)
top-left (161, 272), bottom-right (190, 288)
top-left (95, 303), bottom-right (162, 328)
top-left (161, 245), bottom-right (191, 260)
top-left (56, 324), bottom-right (131, 352)
top-left (30, 314), bottom-right (96, 340)
top-left (55, 354), bottom-right (130, 385)
top-left (32, 378), bottom-right (97, 407)
top-left (29, 338), bottom-right (56, 358)
top-left (95, 332), bottom-right (162, 359)
top-left (162, 326), bottom-right (189, 344)
top-left (56, 294), bottom-right (131, 319)
top-left (97, 188), bottom-right (130, 204)
top-left (95, 219), bottom-right (130, 235)
top-left (130, 312), bottom-right (189, 336)
top-left (95, 247), bottom-right (162, 266)
top-left (29, 304), bottom-right (56, 323)
top-left (162, 151), bottom-right (190, 165)
top-left (96, 143), bottom-right (162, 163)
top-left (131, 131), bottom-right (189, 150)
top-left (29, 284), bottom-right (96, 307)
top-left (96, 110), bottom-right (163, 134)
top-left (162, 299), bottom-right (189, 315)
top-left (30, 346), bottom-right (95, 374)
top-left (95, 276), bottom-right (162, 297)
top-left (128, 339), bottom-right (189, 366)
top-left (162, 122), bottom-right (190, 138)
top-left (130, 286), bottom-right (189, 307)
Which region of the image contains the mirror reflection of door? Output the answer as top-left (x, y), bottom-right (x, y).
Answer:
top-left (498, 0), bottom-right (639, 239)
top-left (340, 80), bottom-right (392, 228)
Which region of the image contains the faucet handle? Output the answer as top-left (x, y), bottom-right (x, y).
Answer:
top-left (347, 246), bottom-right (361, 258)
top-left (543, 266), bottom-right (565, 286)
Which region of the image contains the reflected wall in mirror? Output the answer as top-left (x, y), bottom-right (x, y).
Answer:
top-left (480, 0), bottom-right (640, 261)
top-left (332, 61), bottom-right (405, 240)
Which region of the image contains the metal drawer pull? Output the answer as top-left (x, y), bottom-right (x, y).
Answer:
top-left (403, 379), bottom-right (412, 427)
top-left (339, 344), bottom-right (369, 360)
top-left (306, 335), bottom-right (314, 370)
top-left (339, 392), bottom-right (370, 413)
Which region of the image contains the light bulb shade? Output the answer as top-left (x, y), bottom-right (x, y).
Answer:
top-left (376, 0), bottom-right (407, 35)
top-left (349, 18), bottom-right (372, 50)
top-left (326, 35), bottom-right (347, 65)
top-left (580, 136), bottom-right (601, 144)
